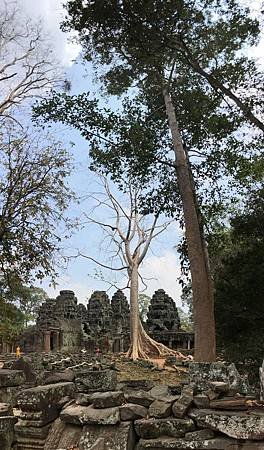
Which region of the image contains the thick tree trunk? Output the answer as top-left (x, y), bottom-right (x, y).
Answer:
top-left (162, 85), bottom-right (216, 362)
top-left (126, 261), bottom-right (185, 360)
top-left (128, 262), bottom-right (140, 360)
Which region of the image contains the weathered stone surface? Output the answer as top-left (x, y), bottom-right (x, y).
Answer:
top-left (44, 418), bottom-right (81, 450)
top-left (0, 403), bottom-right (12, 417)
top-left (76, 393), bottom-right (94, 406)
top-left (120, 403), bottom-right (148, 421)
top-left (90, 438), bottom-right (105, 450)
top-left (168, 385), bottom-right (182, 396)
top-left (150, 385), bottom-right (170, 399)
top-left (136, 437), bottom-right (239, 449)
top-left (185, 429), bottom-right (215, 441)
top-left (172, 392), bottom-right (193, 418)
top-left (193, 394), bottom-right (210, 409)
top-left (61, 404), bottom-right (120, 425)
top-left (125, 390), bottom-right (154, 407)
top-left (17, 409), bottom-right (61, 427)
top-left (189, 362), bottom-right (247, 393)
top-left (204, 389), bottom-right (220, 401)
top-left (79, 421), bottom-right (135, 450)
top-left (0, 386), bottom-right (18, 406)
top-left (7, 357), bottom-right (36, 384)
top-left (135, 417), bottom-right (195, 439)
top-left (188, 408), bottom-right (264, 440)
top-left (14, 421), bottom-right (51, 439)
top-left (119, 379), bottom-right (154, 392)
top-left (43, 371), bottom-right (75, 385)
top-left (209, 381), bottom-right (229, 393)
top-left (236, 443), bottom-right (264, 449)
top-left (92, 391), bottom-right (125, 408)
top-left (0, 415), bottom-right (17, 450)
top-left (0, 369), bottom-right (25, 387)
top-left (210, 397), bottom-right (247, 410)
top-left (149, 400), bottom-right (172, 418)
top-left (75, 369), bottom-right (117, 393)
top-left (17, 382), bottom-right (76, 412)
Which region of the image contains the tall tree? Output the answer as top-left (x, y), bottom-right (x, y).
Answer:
top-left (0, 1), bottom-right (73, 287)
top-left (59, 0), bottom-right (263, 362)
top-left (76, 175), bottom-right (182, 359)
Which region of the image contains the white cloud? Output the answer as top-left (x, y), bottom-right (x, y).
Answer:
top-left (140, 250), bottom-right (182, 305)
top-left (15, 0), bottom-right (81, 67)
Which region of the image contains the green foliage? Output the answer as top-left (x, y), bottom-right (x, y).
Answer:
top-left (178, 307), bottom-right (193, 332)
top-left (35, 0), bottom-right (264, 227)
top-left (0, 299), bottom-right (25, 344)
top-left (0, 125), bottom-right (73, 284)
top-left (34, 0), bottom-right (264, 296)
top-left (4, 282), bottom-right (48, 326)
top-left (213, 189), bottom-right (264, 363)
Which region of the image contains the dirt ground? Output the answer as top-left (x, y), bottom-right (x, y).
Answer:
top-left (113, 356), bottom-right (189, 385)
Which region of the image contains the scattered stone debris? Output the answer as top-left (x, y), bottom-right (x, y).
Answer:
top-left (0, 360), bottom-right (262, 449)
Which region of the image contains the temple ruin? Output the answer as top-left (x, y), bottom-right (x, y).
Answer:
top-left (15, 288), bottom-right (194, 354)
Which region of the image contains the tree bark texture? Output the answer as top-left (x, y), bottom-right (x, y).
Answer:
top-left (126, 261), bottom-right (185, 360)
top-left (162, 85), bottom-right (216, 362)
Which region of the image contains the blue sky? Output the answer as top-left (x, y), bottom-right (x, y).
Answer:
top-left (11, 0), bottom-right (186, 306)
top-left (12, 0), bottom-right (264, 306)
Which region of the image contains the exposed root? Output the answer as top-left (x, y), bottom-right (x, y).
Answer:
top-left (126, 321), bottom-right (187, 361)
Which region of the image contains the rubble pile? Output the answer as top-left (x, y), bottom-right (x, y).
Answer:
top-left (0, 361), bottom-right (263, 449)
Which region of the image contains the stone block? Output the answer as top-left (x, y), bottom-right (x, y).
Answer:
top-left (0, 369), bottom-right (25, 387)
top-left (43, 371), bottom-right (75, 385)
top-left (61, 404), bottom-right (120, 425)
top-left (0, 415), bottom-right (17, 450)
top-left (0, 403), bottom-right (13, 417)
top-left (193, 394), bottom-right (210, 409)
top-left (172, 392), bottom-right (193, 418)
top-left (185, 428), bottom-right (215, 441)
top-left (8, 357), bottom-right (36, 384)
top-left (118, 379), bottom-right (154, 392)
top-left (168, 385), bottom-right (182, 395)
top-left (210, 397), bottom-right (247, 410)
top-left (15, 422), bottom-right (51, 439)
top-left (135, 417), bottom-right (195, 439)
top-left (189, 362), bottom-right (248, 393)
top-left (188, 408), bottom-right (264, 440)
top-left (76, 393), bottom-right (94, 406)
top-left (149, 385), bottom-right (170, 399)
top-left (120, 403), bottom-right (148, 421)
top-left (75, 369), bottom-right (117, 393)
top-left (209, 381), bottom-right (230, 393)
top-left (44, 418), bottom-right (82, 450)
top-left (92, 391), bottom-right (125, 408)
top-left (16, 382), bottom-right (76, 424)
top-left (149, 400), bottom-right (172, 418)
top-left (79, 421), bottom-right (135, 450)
top-left (136, 437), bottom-right (240, 449)
top-left (124, 390), bottom-right (154, 407)
top-left (0, 386), bottom-right (22, 406)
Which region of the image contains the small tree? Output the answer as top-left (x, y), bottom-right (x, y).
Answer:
top-left (79, 175), bottom-right (182, 360)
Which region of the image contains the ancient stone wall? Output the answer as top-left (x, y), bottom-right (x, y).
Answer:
top-left (15, 288), bottom-right (194, 354)
top-left (0, 360), bottom-right (263, 449)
